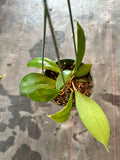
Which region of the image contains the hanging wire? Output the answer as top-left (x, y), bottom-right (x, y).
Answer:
top-left (43, 0), bottom-right (68, 100)
top-left (42, 5), bottom-right (47, 73)
top-left (67, 0), bottom-right (76, 56)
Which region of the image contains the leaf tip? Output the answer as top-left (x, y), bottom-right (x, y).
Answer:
top-left (73, 19), bottom-right (77, 23)
top-left (27, 62), bottom-right (30, 67)
top-left (47, 115), bottom-right (51, 118)
top-left (104, 144), bottom-right (109, 152)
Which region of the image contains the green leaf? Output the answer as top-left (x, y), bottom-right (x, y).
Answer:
top-left (27, 88), bottom-right (61, 102)
top-left (74, 64), bottom-right (92, 77)
top-left (48, 91), bottom-right (73, 123)
top-left (74, 21), bottom-right (86, 72)
top-left (75, 91), bottom-right (110, 151)
top-left (20, 83), bottom-right (55, 97)
top-left (74, 78), bottom-right (87, 83)
top-left (20, 73), bottom-right (60, 102)
top-left (56, 70), bottom-right (72, 90)
top-left (27, 57), bottom-right (60, 73)
top-left (20, 73), bottom-right (56, 95)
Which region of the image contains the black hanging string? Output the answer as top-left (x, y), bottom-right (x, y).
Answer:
top-left (42, 5), bottom-right (47, 73)
top-left (67, 0), bottom-right (76, 56)
top-left (43, 0), bottom-right (68, 100)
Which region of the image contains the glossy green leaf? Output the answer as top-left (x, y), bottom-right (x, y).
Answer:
top-left (56, 70), bottom-right (72, 90)
top-left (48, 91), bottom-right (73, 123)
top-left (20, 73), bottom-right (56, 95)
top-left (27, 88), bottom-right (61, 102)
top-left (75, 91), bottom-right (110, 151)
top-left (27, 57), bottom-right (60, 73)
top-left (74, 21), bottom-right (86, 72)
top-left (19, 73), bottom-right (60, 102)
top-left (20, 83), bottom-right (55, 97)
top-left (74, 64), bottom-right (92, 77)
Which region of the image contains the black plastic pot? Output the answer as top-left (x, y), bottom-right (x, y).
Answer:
top-left (45, 59), bottom-right (94, 106)
top-left (45, 59), bottom-right (75, 76)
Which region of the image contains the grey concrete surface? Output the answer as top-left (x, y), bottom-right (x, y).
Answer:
top-left (0, 0), bottom-right (120, 160)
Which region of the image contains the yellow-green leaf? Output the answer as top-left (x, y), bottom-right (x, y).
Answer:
top-left (75, 91), bottom-right (110, 151)
top-left (48, 91), bottom-right (73, 123)
top-left (27, 57), bottom-right (60, 73)
top-left (74, 64), bottom-right (92, 77)
top-left (74, 78), bottom-right (87, 83)
top-left (56, 70), bottom-right (72, 89)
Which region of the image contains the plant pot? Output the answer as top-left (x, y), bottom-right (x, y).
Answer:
top-left (45, 59), bottom-right (94, 106)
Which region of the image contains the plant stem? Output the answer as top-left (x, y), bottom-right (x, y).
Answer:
top-left (42, 5), bottom-right (47, 73)
top-left (67, 0), bottom-right (76, 56)
top-left (43, 0), bottom-right (68, 100)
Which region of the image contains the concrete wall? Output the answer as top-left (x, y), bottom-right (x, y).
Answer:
top-left (0, 0), bottom-right (120, 159)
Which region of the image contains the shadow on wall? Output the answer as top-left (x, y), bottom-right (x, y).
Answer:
top-left (0, 84), bottom-right (41, 149)
top-left (0, 84), bottom-right (44, 158)
top-left (29, 31), bottom-right (65, 60)
top-left (12, 144), bottom-right (42, 160)
top-left (0, 0), bottom-right (7, 5)
top-left (0, 84), bottom-right (51, 139)
top-left (100, 93), bottom-right (120, 107)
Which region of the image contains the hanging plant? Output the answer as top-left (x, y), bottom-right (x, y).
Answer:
top-left (19, 20), bottom-right (110, 151)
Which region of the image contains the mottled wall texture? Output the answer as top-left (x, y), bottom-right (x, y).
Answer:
top-left (0, 0), bottom-right (120, 160)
